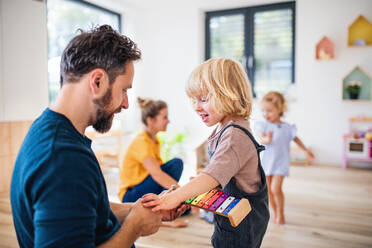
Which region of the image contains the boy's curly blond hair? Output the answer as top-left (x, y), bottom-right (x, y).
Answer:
top-left (186, 58), bottom-right (253, 120)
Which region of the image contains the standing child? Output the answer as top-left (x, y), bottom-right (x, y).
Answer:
top-left (255, 91), bottom-right (314, 225)
top-left (142, 58), bottom-right (270, 248)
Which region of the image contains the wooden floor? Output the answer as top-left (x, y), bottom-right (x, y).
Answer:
top-left (1, 165), bottom-right (372, 248)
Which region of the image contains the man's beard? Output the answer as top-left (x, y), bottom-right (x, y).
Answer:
top-left (92, 87), bottom-right (121, 133)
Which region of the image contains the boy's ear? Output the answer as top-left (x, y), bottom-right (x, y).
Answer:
top-left (88, 68), bottom-right (107, 96)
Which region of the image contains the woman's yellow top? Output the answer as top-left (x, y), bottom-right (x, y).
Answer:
top-left (118, 130), bottom-right (163, 200)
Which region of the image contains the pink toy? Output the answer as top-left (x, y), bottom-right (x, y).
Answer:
top-left (342, 117), bottom-right (372, 168)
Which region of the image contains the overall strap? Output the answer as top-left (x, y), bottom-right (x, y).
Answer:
top-left (214, 124), bottom-right (265, 153)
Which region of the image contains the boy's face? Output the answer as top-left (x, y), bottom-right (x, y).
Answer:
top-left (261, 101), bottom-right (281, 123)
top-left (193, 96), bottom-right (225, 127)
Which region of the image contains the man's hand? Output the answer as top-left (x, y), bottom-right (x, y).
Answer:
top-left (161, 204), bottom-right (190, 221)
top-left (126, 199), bottom-right (162, 237)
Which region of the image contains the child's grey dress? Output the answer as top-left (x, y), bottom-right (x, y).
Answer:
top-left (254, 121), bottom-right (297, 176)
top-left (209, 124), bottom-right (269, 248)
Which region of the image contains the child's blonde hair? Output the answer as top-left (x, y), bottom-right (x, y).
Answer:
top-left (186, 58), bottom-right (253, 120)
top-left (262, 91), bottom-right (287, 117)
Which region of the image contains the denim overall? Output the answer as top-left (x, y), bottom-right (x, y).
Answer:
top-left (209, 124), bottom-right (270, 248)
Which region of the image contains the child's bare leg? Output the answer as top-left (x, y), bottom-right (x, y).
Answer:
top-left (266, 176), bottom-right (277, 223)
top-left (272, 175), bottom-right (285, 225)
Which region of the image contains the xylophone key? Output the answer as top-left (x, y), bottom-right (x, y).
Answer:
top-left (209, 193), bottom-right (228, 211)
top-left (203, 191), bottom-right (222, 209)
top-left (196, 189), bottom-right (217, 207)
top-left (222, 199), bottom-right (240, 215)
top-left (216, 196), bottom-right (235, 214)
top-left (185, 196), bottom-right (196, 204)
top-left (191, 192), bottom-right (208, 205)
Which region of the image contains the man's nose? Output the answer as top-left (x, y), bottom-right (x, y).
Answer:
top-left (122, 95), bottom-right (129, 109)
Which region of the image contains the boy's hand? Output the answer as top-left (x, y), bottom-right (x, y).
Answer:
top-left (141, 192), bottom-right (182, 212)
top-left (141, 193), bottom-right (161, 208)
top-left (141, 192), bottom-right (189, 220)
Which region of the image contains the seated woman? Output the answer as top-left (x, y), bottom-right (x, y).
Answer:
top-left (118, 97), bottom-right (187, 227)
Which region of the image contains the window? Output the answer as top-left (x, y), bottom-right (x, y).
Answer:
top-left (206, 2), bottom-right (295, 97)
top-left (47, 0), bottom-right (121, 104)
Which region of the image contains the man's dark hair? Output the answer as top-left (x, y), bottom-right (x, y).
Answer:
top-left (60, 25), bottom-right (141, 86)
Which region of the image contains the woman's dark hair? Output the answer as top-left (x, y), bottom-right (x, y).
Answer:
top-left (138, 97), bottom-right (167, 126)
top-left (60, 25), bottom-right (141, 86)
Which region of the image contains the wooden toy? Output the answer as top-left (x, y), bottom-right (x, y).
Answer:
top-left (185, 189), bottom-right (251, 227)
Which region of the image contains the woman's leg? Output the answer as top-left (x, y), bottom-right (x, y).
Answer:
top-left (266, 175), bottom-right (277, 223)
top-left (271, 175), bottom-right (285, 225)
top-left (122, 175), bottom-right (164, 203)
top-left (160, 158), bottom-right (183, 183)
top-left (122, 158), bottom-right (183, 203)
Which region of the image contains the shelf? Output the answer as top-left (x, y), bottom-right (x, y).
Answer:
top-left (349, 117), bottom-right (372, 122)
top-left (316, 36), bottom-right (334, 60)
top-left (342, 66), bottom-right (371, 101)
top-left (348, 15), bottom-right (372, 46)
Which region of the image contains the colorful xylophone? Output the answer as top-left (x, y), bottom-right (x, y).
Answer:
top-left (185, 189), bottom-right (251, 227)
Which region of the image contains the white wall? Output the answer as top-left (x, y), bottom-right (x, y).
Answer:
top-left (126, 1), bottom-right (212, 147)
top-left (0, 0), bottom-right (3, 120)
top-left (291, 0), bottom-right (372, 165)
top-left (124, 0), bottom-right (372, 166)
top-left (1, 0), bottom-right (371, 165)
top-left (0, 0), bottom-right (48, 121)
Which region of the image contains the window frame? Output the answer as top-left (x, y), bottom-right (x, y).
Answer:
top-left (205, 1), bottom-right (295, 97)
top-left (74, 0), bottom-right (122, 31)
top-left (46, 0), bottom-right (122, 31)
top-left (46, 0), bottom-right (122, 103)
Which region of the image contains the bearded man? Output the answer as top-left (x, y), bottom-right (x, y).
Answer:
top-left (10, 25), bottom-right (185, 248)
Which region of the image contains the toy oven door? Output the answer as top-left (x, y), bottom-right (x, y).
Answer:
top-left (346, 139), bottom-right (369, 159)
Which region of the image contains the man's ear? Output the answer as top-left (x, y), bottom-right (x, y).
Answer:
top-left (88, 68), bottom-right (107, 96)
